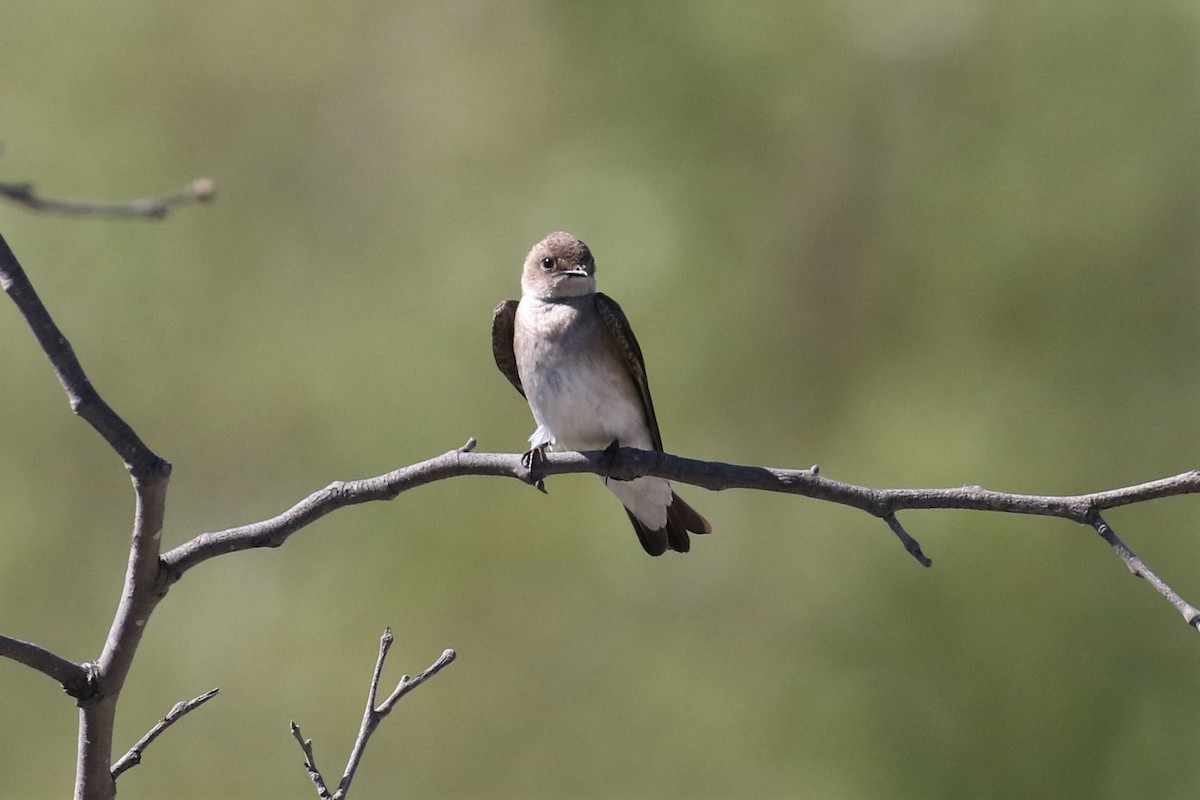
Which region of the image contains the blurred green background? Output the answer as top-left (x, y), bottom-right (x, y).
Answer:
top-left (2, 1), bottom-right (1199, 798)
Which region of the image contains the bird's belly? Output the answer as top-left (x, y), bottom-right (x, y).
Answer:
top-left (523, 350), bottom-right (652, 452)
top-left (539, 383), bottom-right (646, 451)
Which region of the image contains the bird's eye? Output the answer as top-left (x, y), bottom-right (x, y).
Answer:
top-left (539, 257), bottom-right (554, 271)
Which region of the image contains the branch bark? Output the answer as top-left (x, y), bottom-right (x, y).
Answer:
top-left (0, 233), bottom-right (169, 478)
top-left (0, 178), bottom-right (214, 218)
top-left (0, 635), bottom-right (93, 697)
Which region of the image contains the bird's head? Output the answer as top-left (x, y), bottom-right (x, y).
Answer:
top-left (521, 231), bottom-right (597, 300)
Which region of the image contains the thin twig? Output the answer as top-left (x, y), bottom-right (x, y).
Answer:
top-left (111, 689), bottom-right (220, 779)
top-left (291, 630), bottom-right (456, 800)
top-left (0, 178), bottom-right (214, 219)
top-left (1090, 514), bottom-right (1200, 629)
top-left (377, 646), bottom-right (458, 714)
top-left (883, 514), bottom-right (932, 567)
top-left (290, 722), bottom-right (333, 800)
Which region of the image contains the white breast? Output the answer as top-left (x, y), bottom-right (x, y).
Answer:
top-left (514, 296), bottom-right (653, 453)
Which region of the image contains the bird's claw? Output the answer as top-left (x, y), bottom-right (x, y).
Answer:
top-left (600, 439), bottom-right (621, 486)
top-left (522, 444), bottom-right (549, 494)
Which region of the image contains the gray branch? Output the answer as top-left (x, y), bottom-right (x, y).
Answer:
top-left (110, 689), bottom-right (220, 779)
top-left (1, 230), bottom-right (173, 800)
top-left (160, 439), bottom-right (1200, 629)
top-left (0, 178), bottom-right (214, 219)
top-left (0, 232), bottom-right (169, 478)
top-left (1091, 515), bottom-right (1200, 625)
top-left (291, 630), bottom-right (457, 800)
top-left (0, 635), bottom-right (93, 698)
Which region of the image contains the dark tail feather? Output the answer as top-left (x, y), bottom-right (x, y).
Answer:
top-left (669, 492), bottom-right (711, 535)
top-left (626, 493), bottom-right (711, 557)
top-left (625, 510), bottom-right (668, 556)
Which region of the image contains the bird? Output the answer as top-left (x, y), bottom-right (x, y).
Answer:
top-left (491, 231), bottom-right (711, 556)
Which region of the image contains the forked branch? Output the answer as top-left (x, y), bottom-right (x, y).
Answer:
top-left (291, 630), bottom-right (456, 799)
top-left (2, 226), bottom-right (173, 800)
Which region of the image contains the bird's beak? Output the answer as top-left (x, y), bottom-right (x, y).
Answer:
top-left (563, 266), bottom-right (591, 278)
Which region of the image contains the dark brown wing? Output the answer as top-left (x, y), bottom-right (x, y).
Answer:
top-left (595, 293), bottom-right (713, 553)
top-left (593, 292), bottom-right (664, 451)
top-left (491, 299), bottom-right (524, 397)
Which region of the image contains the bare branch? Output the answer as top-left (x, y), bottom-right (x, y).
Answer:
top-left (0, 178), bottom-right (214, 219)
top-left (0, 231), bottom-right (170, 480)
top-left (291, 630), bottom-right (457, 800)
top-left (0, 635), bottom-right (93, 698)
top-left (110, 688), bottom-right (220, 780)
top-left (160, 444), bottom-right (1200, 631)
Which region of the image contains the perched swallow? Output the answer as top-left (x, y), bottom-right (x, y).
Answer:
top-left (492, 231), bottom-right (711, 556)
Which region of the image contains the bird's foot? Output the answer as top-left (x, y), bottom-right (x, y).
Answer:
top-left (600, 439), bottom-right (621, 486)
top-left (521, 444), bottom-right (549, 494)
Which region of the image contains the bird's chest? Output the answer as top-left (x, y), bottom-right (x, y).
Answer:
top-left (514, 299), bottom-right (645, 449)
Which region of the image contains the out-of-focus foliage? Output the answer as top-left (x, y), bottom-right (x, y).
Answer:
top-left (1, 2), bottom-right (1198, 797)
